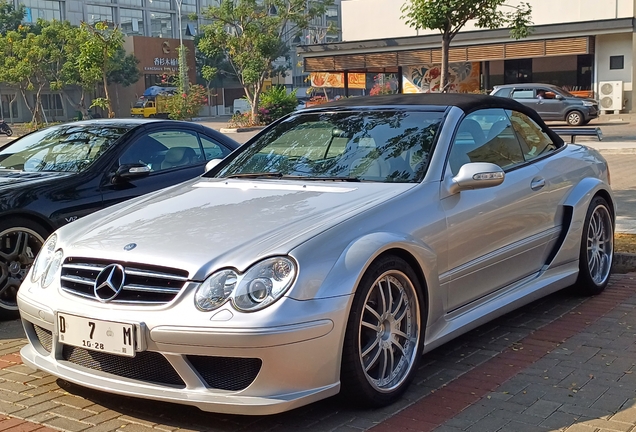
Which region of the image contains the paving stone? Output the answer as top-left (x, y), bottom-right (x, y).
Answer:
top-left (523, 400), bottom-right (563, 418)
top-left (538, 410), bottom-right (579, 429)
top-left (563, 424), bottom-right (598, 432)
top-left (579, 418), bottom-right (634, 431)
top-left (44, 416), bottom-right (90, 431)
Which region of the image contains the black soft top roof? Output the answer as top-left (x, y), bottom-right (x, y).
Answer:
top-left (319, 93), bottom-right (523, 112)
top-left (313, 93), bottom-right (565, 146)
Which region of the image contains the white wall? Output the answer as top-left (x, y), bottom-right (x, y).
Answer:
top-left (341, 0), bottom-right (634, 42)
top-left (596, 33), bottom-right (633, 85)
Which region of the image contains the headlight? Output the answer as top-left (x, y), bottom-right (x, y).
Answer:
top-left (195, 257), bottom-right (296, 312)
top-left (583, 101), bottom-right (595, 107)
top-left (30, 234), bottom-right (57, 283)
top-left (42, 250), bottom-right (63, 288)
top-left (194, 269), bottom-right (238, 311)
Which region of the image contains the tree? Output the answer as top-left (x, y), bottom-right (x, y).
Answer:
top-left (77, 22), bottom-right (125, 118)
top-left (107, 47), bottom-right (141, 87)
top-left (198, 0), bottom-right (332, 123)
top-left (401, 0), bottom-right (532, 91)
top-left (0, 20), bottom-right (74, 126)
top-left (0, 0), bottom-right (25, 35)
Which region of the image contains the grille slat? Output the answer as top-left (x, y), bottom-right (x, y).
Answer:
top-left (62, 345), bottom-right (185, 387)
top-left (60, 258), bottom-right (188, 304)
top-left (187, 355), bottom-right (262, 391)
top-left (123, 284), bottom-right (181, 294)
top-left (61, 275), bottom-right (94, 286)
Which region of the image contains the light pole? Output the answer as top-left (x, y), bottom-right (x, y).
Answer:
top-left (174, 0), bottom-right (187, 89)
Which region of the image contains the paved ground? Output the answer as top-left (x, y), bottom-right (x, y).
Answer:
top-left (0, 274), bottom-right (633, 431)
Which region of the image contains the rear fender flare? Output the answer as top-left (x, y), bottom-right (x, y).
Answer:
top-left (551, 177), bottom-right (614, 267)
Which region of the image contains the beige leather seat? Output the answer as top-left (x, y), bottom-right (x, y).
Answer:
top-left (161, 147), bottom-right (197, 170)
top-left (349, 137), bottom-right (390, 180)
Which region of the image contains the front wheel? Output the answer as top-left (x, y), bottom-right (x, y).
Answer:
top-left (566, 110), bottom-right (585, 126)
top-left (3, 127), bottom-right (12, 137)
top-left (340, 255), bottom-right (425, 407)
top-left (576, 196), bottom-right (614, 295)
top-left (0, 218), bottom-right (49, 319)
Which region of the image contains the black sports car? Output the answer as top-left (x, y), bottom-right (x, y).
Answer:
top-left (0, 119), bottom-right (239, 317)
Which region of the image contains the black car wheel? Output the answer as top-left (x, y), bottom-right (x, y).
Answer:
top-left (566, 110), bottom-right (585, 126)
top-left (0, 218), bottom-right (49, 319)
top-left (340, 255), bottom-right (425, 407)
top-left (576, 196), bottom-right (614, 295)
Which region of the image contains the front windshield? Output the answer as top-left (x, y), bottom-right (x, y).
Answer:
top-left (0, 124), bottom-right (132, 172)
top-left (214, 110), bottom-right (444, 183)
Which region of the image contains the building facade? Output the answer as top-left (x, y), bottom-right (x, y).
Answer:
top-left (0, 0), bottom-right (209, 122)
top-left (300, 0), bottom-right (636, 112)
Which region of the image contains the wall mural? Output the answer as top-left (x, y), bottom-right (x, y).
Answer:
top-left (403, 62), bottom-right (481, 93)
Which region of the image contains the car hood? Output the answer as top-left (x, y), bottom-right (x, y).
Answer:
top-left (61, 177), bottom-right (415, 280)
top-left (0, 170), bottom-right (74, 189)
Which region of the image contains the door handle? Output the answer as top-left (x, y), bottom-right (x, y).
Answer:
top-left (531, 177), bottom-right (545, 191)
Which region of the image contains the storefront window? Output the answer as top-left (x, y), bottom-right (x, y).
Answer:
top-left (86, 5), bottom-right (113, 25)
top-left (120, 8), bottom-right (144, 36)
top-left (1, 95), bottom-right (18, 120)
top-left (21, 0), bottom-right (62, 22)
top-left (150, 12), bottom-right (173, 38)
top-left (504, 59), bottom-right (532, 84)
top-left (147, 0), bottom-right (172, 10)
top-left (119, 0), bottom-right (143, 6)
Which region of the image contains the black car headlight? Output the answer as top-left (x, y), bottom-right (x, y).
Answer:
top-left (195, 257), bottom-right (296, 312)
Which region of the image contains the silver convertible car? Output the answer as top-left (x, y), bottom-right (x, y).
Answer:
top-left (17, 94), bottom-right (614, 415)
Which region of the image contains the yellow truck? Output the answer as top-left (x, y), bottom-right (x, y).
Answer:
top-left (130, 86), bottom-right (176, 118)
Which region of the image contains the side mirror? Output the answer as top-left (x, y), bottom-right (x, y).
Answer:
top-left (555, 94), bottom-right (564, 100)
top-left (449, 162), bottom-right (504, 194)
top-left (114, 163), bottom-right (151, 182)
top-left (204, 158), bottom-right (223, 173)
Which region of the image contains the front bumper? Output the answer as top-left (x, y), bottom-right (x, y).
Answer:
top-left (18, 289), bottom-right (351, 415)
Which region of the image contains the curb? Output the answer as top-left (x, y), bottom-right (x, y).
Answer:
top-left (219, 126), bottom-right (264, 133)
top-left (613, 252), bottom-right (636, 273)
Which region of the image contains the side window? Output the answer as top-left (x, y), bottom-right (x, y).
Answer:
top-left (119, 130), bottom-right (204, 173)
top-left (507, 110), bottom-right (557, 161)
top-left (199, 134), bottom-right (231, 160)
top-left (448, 108), bottom-right (525, 175)
top-left (511, 89), bottom-right (534, 99)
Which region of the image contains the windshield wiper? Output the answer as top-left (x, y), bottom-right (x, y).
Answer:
top-left (226, 172), bottom-right (285, 179)
top-left (224, 173), bottom-right (360, 182)
top-left (300, 176), bottom-right (361, 182)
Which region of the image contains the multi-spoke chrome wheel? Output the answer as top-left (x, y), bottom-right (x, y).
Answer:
top-left (0, 227), bottom-right (45, 311)
top-left (359, 272), bottom-right (420, 392)
top-left (577, 197), bottom-right (614, 295)
top-left (341, 256), bottom-right (424, 406)
top-left (585, 204), bottom-right (613, 285)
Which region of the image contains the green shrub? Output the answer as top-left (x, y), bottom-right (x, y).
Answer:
top-left (258, 86), bottom-right (297, 124)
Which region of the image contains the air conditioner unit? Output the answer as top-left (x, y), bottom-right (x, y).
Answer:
top-left (598, 81), bottom-right (623, 113)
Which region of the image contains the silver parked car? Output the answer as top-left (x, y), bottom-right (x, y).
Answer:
top-left (18, 94), bottom-right (614, 415)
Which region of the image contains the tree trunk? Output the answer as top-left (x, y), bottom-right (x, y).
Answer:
top-left (103, 47), bottom-right (114, 118)
top-left (62, 89), bottom-right (90, 120)
top-left (440, 35), bottom-right (451, 93)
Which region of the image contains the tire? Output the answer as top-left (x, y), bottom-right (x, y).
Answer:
top-left (0, 217), bottom-right (50, 319)
top-left (3, 128), bottom-right (12, 137)
top-left (576, 196), bottom-right (614, 295)
top-left (340, 255), bottom-right (425, 407)
top-left (566, 110), bottom-right (585, 126)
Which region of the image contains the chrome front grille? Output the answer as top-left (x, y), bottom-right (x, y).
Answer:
top-left (60, 258), bottom-right (189, 304)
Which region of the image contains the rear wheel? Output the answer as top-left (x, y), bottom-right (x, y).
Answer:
top-left (576, 196), bottom-right (613, 295)
top-left (340, 255), bottom-right (425, 407)
top-left (0, 218), bottom-right (49, 319)
top-left (566, 110), bottom-right (585, 126)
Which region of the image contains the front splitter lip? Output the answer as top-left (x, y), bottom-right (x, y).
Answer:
top-left (20, 343), bottom-right (340, 415)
